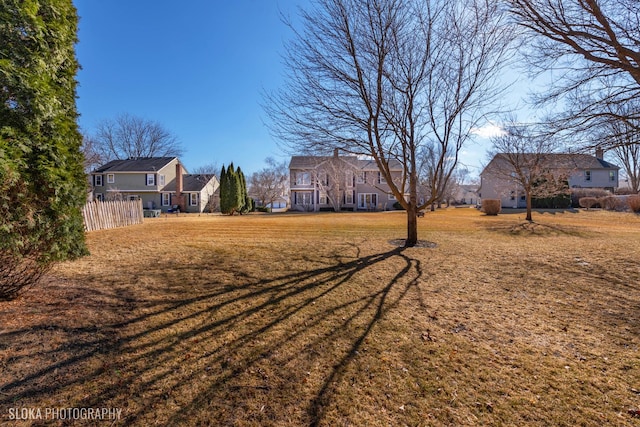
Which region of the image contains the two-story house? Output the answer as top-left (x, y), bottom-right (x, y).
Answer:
top-left (480, 150), bottom-right (620, 208)
top-left (289, 153), bottom-right (404, 212)
top-left (91, 157), bottom-right (219, 213)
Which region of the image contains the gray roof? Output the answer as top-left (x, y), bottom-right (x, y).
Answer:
top-left (483, 153), bottom-right (619, 175)
top-left (93, 157), bottom-right (177, 173)
top-left (164, 174), bottom-right (217, 192)
top-left (289, 155), bottom-right (403, 171)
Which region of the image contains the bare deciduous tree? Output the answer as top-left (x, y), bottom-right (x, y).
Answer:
top-left (248, 157), bottom-right (289, 209)
top-left (266, 0), bottom-right (513, 246)
top-left (92, 113), bottom-right (184, 162)
top-left (487, 122), bottom-right (566, 221)
top-left (507, 0), bottom-right (640, 133)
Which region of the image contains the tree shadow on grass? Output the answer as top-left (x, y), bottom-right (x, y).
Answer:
top-left (477, 219), bottom-right (592, 237)
top-left (0, 243), bottom-right (425, 426)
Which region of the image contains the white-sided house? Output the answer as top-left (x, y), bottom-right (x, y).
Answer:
top-left (289, 153), bottom-right (404, 212)
top-left (480, 150), bottom-right (620, 208)
top-left (91, 157), bottom-right (219, 213)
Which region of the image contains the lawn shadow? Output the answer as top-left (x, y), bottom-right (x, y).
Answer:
top-left (477, 219), bottom-right (592, 237)
top-left (0, 243), bottom-right (425, 426)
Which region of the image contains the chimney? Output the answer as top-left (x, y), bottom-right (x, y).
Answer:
top-left (333, 148), bottom-right (339, 158)
top-left (595, 147), bottom-right (604, 160)
top-left (175, 161), bottom-right (185, 211)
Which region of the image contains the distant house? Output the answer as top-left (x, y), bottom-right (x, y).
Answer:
top-left (480, 150), bottom-right (620, 208)
top-left (289, 152), bottom-right (404, 211)
top-left (454, 184), bottom-right (480, 206)
top-left (91, 157), bottom-right (219, 213)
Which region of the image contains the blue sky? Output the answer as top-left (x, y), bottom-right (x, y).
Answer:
top-left (74, 0), bottom-right (528, 178)
top-left (74, 0), bottom-right (302, 175)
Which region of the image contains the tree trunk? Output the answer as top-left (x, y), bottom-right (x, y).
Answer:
top-left (526, 192), bottom-right (533, 222)
top-left (406, 205), bottom-right (418, 247)
top-left (405, 168), bottom-right (419, 247)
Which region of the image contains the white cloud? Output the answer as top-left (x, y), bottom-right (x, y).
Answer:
top-left (471, 122), bottom-right (506, 139)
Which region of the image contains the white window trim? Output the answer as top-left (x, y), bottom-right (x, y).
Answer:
top-left (162, 193), bottom-right (170, 206)
top-left (319, 191), bottom-right (328, 205)
top-left (295, 172), bottom-right (311, 186)
top-left (345, 190), bottom-right (354, 204)
top-left (356, 172), bottom-right (365, 184)
top-left (388, 193), bottom-right (396, 201)
top-left (107, 173), bottom-right (115, 184)
top-left (584, 170), bottom-right (591, 181)
top-left (159, 174), bottom-right (166, 186)
top-left (358, 193), bottom-right (378, 209)
top-left (189, 193), bottom-right (198, 206)
top-left (146, 174), bottom-right (155, 186)
top-left (378, 172), bottom-right (386, 184)
top-left (95, 193), bottom-right (104, 201)
top-left (346, 171), bottom-right (354, 188)
top-left (95, 175), bottom-right (103, 186)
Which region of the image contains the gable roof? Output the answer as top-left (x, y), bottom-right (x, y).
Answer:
top-left (289, 155), bottom-right (403, 171)
top-left (482, 153), bottom-right (619, 176)
top-left (164, 174), bottom-right (217, 192)
top-left (93, 157), bottom-right (177, 173)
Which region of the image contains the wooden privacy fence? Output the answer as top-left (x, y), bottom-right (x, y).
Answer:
top-left (82, 199), bottom-right (144, 231)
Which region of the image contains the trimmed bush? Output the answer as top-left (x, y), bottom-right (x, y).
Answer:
top-left (481, 199), bottom-right (501, 215)
top-left (571, 188), bottom-right (611, 208)
top-left (600, 196), bottom-right (628, 212)
top-left (578, 197), bottom-right (599, 209)
top-left (628, 195), bottom-right (640, 213)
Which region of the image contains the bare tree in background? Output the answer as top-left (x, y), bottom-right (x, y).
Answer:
top-left (92, 113), bottom-right (184, 162)
top-left (81, 133), bottom-right (103, 173)
top-left (266, 0), bottom-right (513, 246)
top-left (506, 0), bottom-right (640, 136)
top-left (248, 158), bottom-right (289, 209)
top-left (486, 122), bottom-right (565, 221)
top-left (601, 120), bottom-right (640, 193)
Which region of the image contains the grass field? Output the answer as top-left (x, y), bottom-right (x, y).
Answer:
top-left (2, 208), bottom-right (640, 426)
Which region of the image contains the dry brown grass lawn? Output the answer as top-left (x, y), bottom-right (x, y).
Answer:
top-left (2, 208), bottom-right (640, 426)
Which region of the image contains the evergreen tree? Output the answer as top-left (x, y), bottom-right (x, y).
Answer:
top-left (1, 0), bottom-right (88, 299)
top-left (237, 166), bottom-right (252, 214)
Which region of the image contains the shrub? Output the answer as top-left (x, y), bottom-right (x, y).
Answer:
top-left (578, 197), bottom-right (599, 209)
top-left (571, 188), bottom-right (611, 208)
top-left (481, 199), bottom-right (501, 215)
top-left (600, 196), bottom-right (628, 211)
top-left (393, 201), bottom-right (406, 210)
top-left (628, 195), bottom-right (640, 213)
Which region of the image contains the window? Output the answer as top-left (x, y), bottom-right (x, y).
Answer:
top-left (319, 192), bottom-right (328, 204)
top-left (146, 174), bottom-right (155, 186)
top-left (95, 175), bottom-right (103, 186)
top-left (356, 172), bottom-right (365, 184)
top-left (378, 172), bottom-right (386, 184)
top-left (159, 174), bottom-right (166, 186)
top-left (358, 193), bottom-right (378, 209)
top-left (510, 190), bottom-right (515, 201)
top-left (95, 193), bottom-right (104, 201)
top-left (345, 190), bottom-right (354, 204)
top-left (346, 171), bottom-right (354, 188)
top-left (107, 174), bottom-right (115, 184)
top-left (585, 170), bottom-right (591, 182)
top-left (162, 193), bottom-right (170, 206)
top-left (189, 193), bottom-right (198, 206)
top-left (609, 171), bottom-right (616, 182)
top-left (128, 195), bottom-right (140, 201)
top-left (388, 193), bottom-right (396, 201)
top-left (295, 192), bottom-right (313, 205)
top-left (295, 172), bottom-right (311, 186)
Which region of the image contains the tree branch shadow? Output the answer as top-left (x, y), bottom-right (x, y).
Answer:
top-left (0, 243), bottom-right (424, 426)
